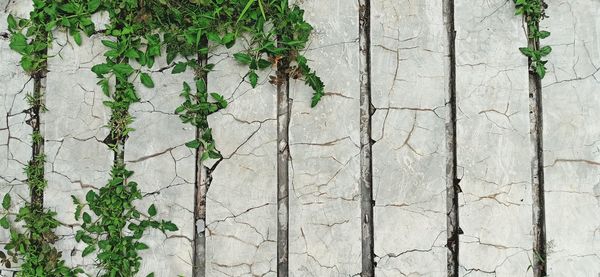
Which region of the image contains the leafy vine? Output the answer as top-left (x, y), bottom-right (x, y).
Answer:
top-left (514, 0), bottom-right (551, 78)
top-left (1, 0), bottom-right (99, 275)
top-left (4, 0), bottom-right (323, 276)
top-left (150, 0), bottom-right (325, 154)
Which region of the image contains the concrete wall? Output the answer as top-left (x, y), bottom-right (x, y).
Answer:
top-left (1, 0), bottom-right (599, 276)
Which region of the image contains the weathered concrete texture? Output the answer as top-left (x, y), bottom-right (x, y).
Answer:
top-left (0, 0), bottom-right (32, 272)
top-left (44, 30), bottom-right (113, 272)
top-left (371, 0), bottom-right (448, 276)
top-left (456, 0), bottom-right (533, 275)
top-left (542, 0), bottom-right (600, 275)
top-left (288, 1), bottom-right (362, 276)
top-left (205, 45), bottom-right (277, 276)
top-left (126, 57), bottom-right (196, 276)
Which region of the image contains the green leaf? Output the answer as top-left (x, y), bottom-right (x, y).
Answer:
top-left (535, 64), bottom-right (546, 79)
top-left (162, 221), bottom-right (178, 232)
top-left (185, 139), bottom-right (201, 149)
top-left (519, 47), bottom-right (535, 57)
top-left (514, 7), bottom-right (524, 15)
top-left (0, 217), bottom-right (8, 229)
top-left (257, 59), bottom-right (271, 69)
top-left (112, 63), bottom-right (134, 76)
top-left (237, 0), bottom-right (256, 23)
top-left (211, 93), bottom-right (228, 109)
top-left (257, 0), bottom-right (267, 20)
top-left (125, 48), bottom-right (140, 59)
top-left (99, 79), bottom-right (110, 96)
top-left (88, 0), bottom-right (101, 12)
top-left (207, 32), bottom-right (221, 44)
top-left (9, 33), bottom-right (28, 54)
top-left (86, 190), bottom-right (96, 203)
top-left (72, 31), bottom-right (82, 46)
top-left (74, 206), bottom-right (82, 221)
top-left (101, 40), bottom-right (118, 49)
top-left (2, 194), bottom-right (11, 210)
top-left (248, 71), bottom-right (258, 88)
top-left (104, 50), bottom-right (119, 58)
top-left (538, 31), bottom-right (551, 39)
top-left (82, 245), bottom-right (95, 257)
top-left (91, 64), bottom-right (111, 76)
top-left (201, 151), bottom-right (210, 161)
top-left (196, 79), bottom-right (207, 94)
top-left (135, 242), bottom-right (149, 250)
top-left (539, 46), bottom-right (552, 57)
top-left (140, 73), bottom-right (154, 88)
top-left (20, 56), bottom-right (33, 72)
top-left (233, 53), bottom-right (252, 65)
top-left (7, 14), bottom-right (17, 30)
top-left (45, 20), bottom-right (57, 32)
top-left (222, 33), bottom-right (235, 48)
top-left (82, 212), bottom-right (92, 224)
top-left (311, 90), bottom-right (324, 107)
top-left (148, 204), bottom-right (157, 217)
top-left (172, 62), bottom-right (187, 74)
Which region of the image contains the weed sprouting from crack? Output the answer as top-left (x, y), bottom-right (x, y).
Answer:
top-left (513, 0), bottom-right (552, 78)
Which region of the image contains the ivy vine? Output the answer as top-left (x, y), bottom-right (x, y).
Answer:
top-left (514, 0), bottom-right (552, 78)
top-left (1, 0), bottom-right (99, 275)
top-left (4, 0), bottom-right (323, 276)
top-left (152, 0), bottom-right (325, 154)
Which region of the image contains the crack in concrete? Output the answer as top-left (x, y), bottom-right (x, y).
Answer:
top-left (359, 0), bottom-right (374, 276)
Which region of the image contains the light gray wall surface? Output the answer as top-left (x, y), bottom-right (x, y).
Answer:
top-left (1, 0), bottom-right (599, 276)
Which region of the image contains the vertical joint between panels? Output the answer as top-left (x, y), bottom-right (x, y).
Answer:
top-left (194, 42), bottom-right (210, 277)
top-left (30, 56), bottom-right (46, 212)
top-left (443, 0), bottom-right (460, 276)
top-left (528, 21), bottom-right (547, 277)
top-left (359, 0), bottom-right (374, 276)
top-left (277, 52), bottom-right (291, 277)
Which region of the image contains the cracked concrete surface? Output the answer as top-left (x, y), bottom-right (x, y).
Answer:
top-left (542, 0), bottom-right (600, 275)
top-left (44, 29), bottom-right (113, 273)
top-left (456, 0), bottom-right (534, 276)
top-left (288, 1), bottom-right (362, 276)
top-left (0, 2), bottom-right (32, 274)
top-left (371, 1), bottom-right (448, 276)
top-left (1, 0), bottom-right (600, 276)
top-left (205, 43), bottom-right (278, 277)
top-left (126, 56), bottom-right (196, 276)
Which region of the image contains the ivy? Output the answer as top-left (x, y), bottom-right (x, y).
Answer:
top-left (5, 0), bottom-right (323, 275)
top-left (147, 0), bottom-right (325, 161)
top-left (74, 0), bottom-right (179, 276)
top-left (513, 0), bottom-right (552, 78)
top-left (73, 166), bottom-right (178, 277)
top-left (2, 0), bottom-right (96, 275)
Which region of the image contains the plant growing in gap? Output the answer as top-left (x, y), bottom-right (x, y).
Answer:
top-left (147, 2), bottom-right (325, 273)
top-left (151, 0), bottom-right (325, 151)
top-left (513, 0), bottom-right (552, 78)
top-left (4, 0), bottom-right (325, 275)
top-left (2, 0), bottom-right (99, 275)
top-left (73, 1), bottom-right (179, 276)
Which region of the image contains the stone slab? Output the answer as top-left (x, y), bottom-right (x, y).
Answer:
top-left (288, 0), bottom-right (362, 276)
top-left (371, 0), bottom-right (448, 276)
top-left (205, 45), bottom-right (278, 276)
top-left (456, 0), bottom-right (533, 275)
top-left (542, 0), bottom-right (600, 275)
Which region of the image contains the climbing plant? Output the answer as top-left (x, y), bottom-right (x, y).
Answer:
top-left (4, 0), bottom-right (323, 276)
top-left (148, 0), bottom-right (325, 155)
top-left (74, 1), bottom-right (179, 276)
top-left (513, 0), bottom-right (552, 78)
top-left (2, 0), bottom-right (99, 275)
